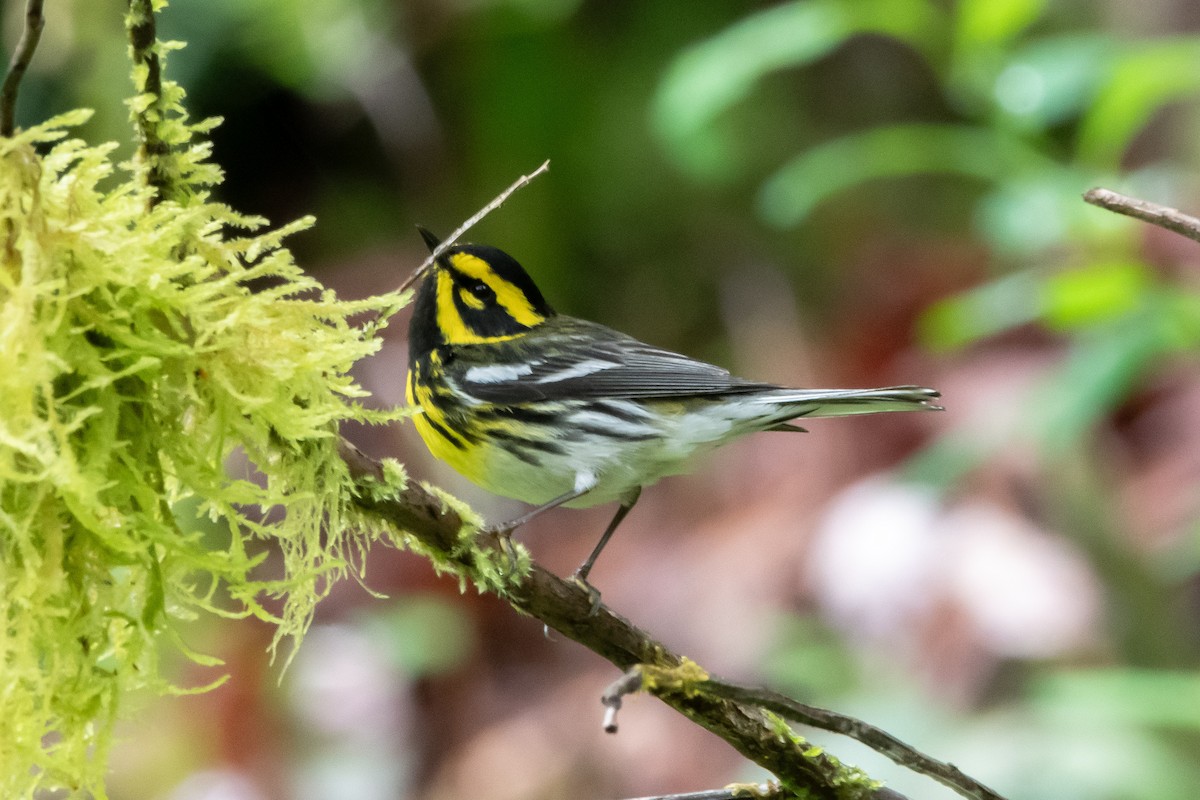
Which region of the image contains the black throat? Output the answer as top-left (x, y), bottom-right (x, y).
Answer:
top-left (407, 271), bottom-right (443, 367)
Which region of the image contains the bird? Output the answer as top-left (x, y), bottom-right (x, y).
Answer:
top-left (405, 228), bottom-right (940, 606)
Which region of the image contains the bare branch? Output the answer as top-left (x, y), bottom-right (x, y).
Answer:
top-left (1083, 187), bottom-right (1200, 244)
top-left (601, 666), bottom-right (643, 733)
top-left (398, 160), bottom-right (550, 293)
top-left (0, 0), bottom-right (46, 137)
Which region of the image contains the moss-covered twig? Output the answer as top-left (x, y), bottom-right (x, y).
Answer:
top-left (125, 0), bottom-right (173, 203)
top-left (618, 673), bottom-right (1008, 800)
top-left (0, 0), bottom-right (45, 137)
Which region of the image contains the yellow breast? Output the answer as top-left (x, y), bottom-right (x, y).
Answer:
top-left (405, 360), bottom-right (489, 484)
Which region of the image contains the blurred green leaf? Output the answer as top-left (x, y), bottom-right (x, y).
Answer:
top-left (901, 434), bottom-right (997, 489)
top-left (1077, 39), bottom-right (1200, 168)
top-left (955, 0), bottom-right (1048, 51)
top-left (166, 0), bottom-right (396, 95)
top-left (1030, 310), bottom-right (1171, 449)
top-left (1042, 261), bottom-right (1151, 329)
top-left (1036, 669), bottom-right (1200, 730)
top-left (989, 34), bottom-right (1116, 130)
top-left (1161, 287), bottom-right (1200, 348)
top-left (919, 269), bottom-right (1043, 351)
top-left (764, 616), bottom-right (859, 698)
top-left (758, 123), bottom-right (1054, 228)
top-left (652, 0), bottom-right (945, 180)
top-left (974, 173), bottom-right (1095, 256)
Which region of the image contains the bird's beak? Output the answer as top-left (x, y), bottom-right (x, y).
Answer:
top-left (416, 225), bottom-right (441, 253)
top-left (398, 226), bottom-right (446, 293)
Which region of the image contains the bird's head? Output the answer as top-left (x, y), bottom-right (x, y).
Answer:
top-left (408, 227), bottom-right (555, 360)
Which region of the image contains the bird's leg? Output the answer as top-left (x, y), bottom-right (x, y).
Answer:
top-left (486, 486), bottom-right (589, 575)
top-left (572, 487), bottom-right (641, 615)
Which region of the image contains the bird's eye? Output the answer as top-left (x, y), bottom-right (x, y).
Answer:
top-left (468, 281), bottom-right (494, 301)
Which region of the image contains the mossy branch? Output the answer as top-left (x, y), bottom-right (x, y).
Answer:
top-left (0, 36), bottom-right (400, 798)
top-left (342, 441), bottom-right (1007, 800)
top-left (125, 0), bottom-right (177, 204)
top-left (710, 682), bottom-right (1002, 800)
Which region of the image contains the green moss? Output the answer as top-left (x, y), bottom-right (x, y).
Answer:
top-left (757, 711), bottom-right (881, 800)
top-left (640, 659), bottom-right (712, 695)
top-left (403, 482), bottom-right (527, 595)
top-left (0, 82), bottom-right (402, 797)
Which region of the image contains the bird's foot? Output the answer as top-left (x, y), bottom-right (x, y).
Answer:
top-left (570, 570), bottom-right (603, 617)
top-left (483, 523), bottom-right (520, 576)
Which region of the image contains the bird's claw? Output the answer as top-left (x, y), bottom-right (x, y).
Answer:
top-left (570, 571), bottom-right (603, 617)
top-left (484, 524), bottom-right (520, 576)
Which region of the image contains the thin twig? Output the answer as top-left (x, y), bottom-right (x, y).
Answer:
top-left (602, 666), bottom-right (643, 733)
top-left (126, 0), bottom-right (172, 204)
top-left (0, 0), bottom-right (46, 137)
top-left (1083, 187), bottom-right (1200, 244)
top-left (701, 680), bottom-right (1007, 800)
top-left (397, 160), bottom-right (550, 293)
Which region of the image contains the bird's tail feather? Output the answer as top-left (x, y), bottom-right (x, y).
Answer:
top-left (759, 385), bottom-right (942, 418)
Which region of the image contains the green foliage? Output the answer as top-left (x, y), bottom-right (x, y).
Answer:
top-left (757, 123), bottom-right (1054, 228)
top-left (0, 65), bottom-right (404, 800)
top-left (1036, 668), bottom-right (1200, 731)
top-left (654, 0), bottom-right (1196, 249)
top-left (1077, 40), bottom-right (1200, 167)
top-left (652, 0), bottom-right (943, 182)
top-left (655, 0), bottom-right (1200, 495)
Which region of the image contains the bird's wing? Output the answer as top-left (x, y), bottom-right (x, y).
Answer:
top-left (448, 319), bottom-right (773, 403)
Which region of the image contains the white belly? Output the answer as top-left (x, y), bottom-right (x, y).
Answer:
top-left (471, 398), bottom-right (751, 508)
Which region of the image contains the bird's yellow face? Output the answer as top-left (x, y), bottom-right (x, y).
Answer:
top-left (407, 243), bottom-right (556, 363)
top-left (432, 252), bottom-right (548, 346)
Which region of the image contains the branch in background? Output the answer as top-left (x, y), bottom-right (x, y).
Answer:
top-left (620, 790), bottom-right (908, 800)
top-left (1084, 187), bottom-right (1200, 244)
top-left (0, 0), bottom-right (45, 137)
top-left (125, 0), bottom-right (172, 204)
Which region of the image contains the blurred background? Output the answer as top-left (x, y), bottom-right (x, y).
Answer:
top-left (9, 0), bottom-right (1200, 798)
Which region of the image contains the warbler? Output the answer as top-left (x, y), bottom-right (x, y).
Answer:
top-left (405, 228), bottom-right (940, 602)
